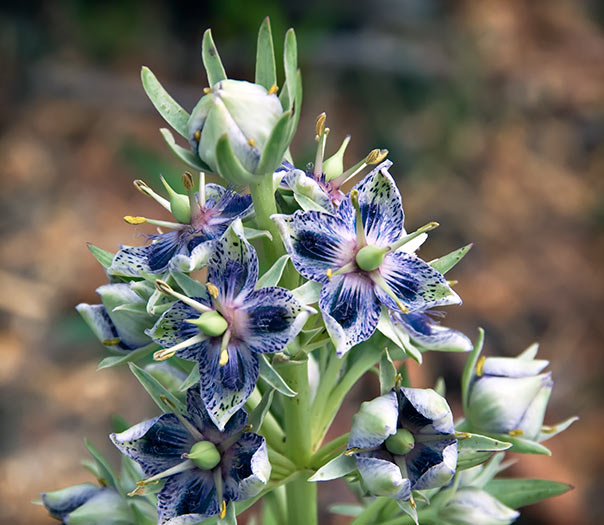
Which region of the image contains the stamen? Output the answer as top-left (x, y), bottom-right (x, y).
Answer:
top-left (508, 429), bottom-right (524, 437)
top-left (194, 130), bottom-right (201, 141)
top-left (388, 222), bottom-right (439, 252)
top-left (332, 149), bottom-right (389, 187)
top-left (369, 273), bottom-right (410, 314)
top-left (219, 330), bottom-right (231, 366)
top-left (220, 501), bottom-right (227, 519)
top-left (133, 179), bottom-right (172, 211)
top-left (333, 262), bottom-right (357, 276)
top-left (268, 84), bottom-right (278, 95)
top-left (124, 216), bottom-right (186, 230)
top-left (153, 333), bottom-right (208, 361)
top-left (313, 113), bottom-right (329, 178)
top-left (124, 216), bottom-right (147, 225)
top-left (326, 269), bottom-right (333, 281)
top-left (394, 373), bottom-right (403, 391)
top-left (154, 280), bottom-right (212, 313)
top-left (409, 494), bottom-right (416, 510)
top-left (349, 189), bottom-right (367, 247)
top-left (369, 149), bottom-right (389, 165)
top-left (475, 356), bottom-right (486, 377)
top-left (206, 283), bottom-right (220, 299)
top-left (213, 468), bottom-right (225, 518)
top-left (541, 425), bottom-right (556, 434)
top-left (248, 138), bottom-right (256, 147)
top-left (102, 338), bottom-right (121, 346)
top-left (203, 87), bottom-right (212, 94)
top-left (183, 172), bottom-right (200, 220)
top-left (344, 446), bottom-right (374, 456)
top-left (455, 432), bottom-right (472, 440)
top-left (135, 459), bottom-right (195, 487)
top-left (414, 433), bottom-right (457, 443)
top-left (447, 280), bottom-right (458, 287)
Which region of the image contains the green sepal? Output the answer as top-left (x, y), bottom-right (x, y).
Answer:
top-left (243, 227), bottom-right (273, 241)
top-left (396, 498), bottom-right (419, 525)
top-left (128, 362), bottom-right (186, 414)
top-left (141, 66), bottom-right (190, 138)
top-left (376, 308), bottom-right (423, 364)
top-left (456, 433), bottom-right (512, 470)
top-left (461, 328), bottom-right (484, 413)
top-left (160, 128), bottom-right (212, 172)
top-left (255, 110), bottom-right (293, 176)
top-left (484, 433), bottom-right (552, 455)
top-left (87, 243), bottom-right (114, 269)
top-left (256, 254), bottom-right (290, 289)
top-left (258, 355), bottom-right (297, 397)
top-left (282, 29), bottom-right (298, 110)
top-left (292, 281), bottom-right (322, 306)
top-left (429, 243), bottom-right (472, 275)
top-left (379, 348), bottom-right (397, 395)
top-left (97, 343), bottom-right (157, 370)
top-left (170, 271), bottom-right (208, 298)
top-left (538, 416), bottom-right (579, 442)
top-left (485, 478), bottom-right (572, 509)
top-left (248, 387), bottom-right (275, 432)
top-left (130, 500), bottom-right (158, 525)
top-left (215, 134), bottom-right (256, 185)
top-left (255, 17), bottom-right (277, 90)
top-left (178, 364), bottom-right (201, 392)
top-left (84, 438), bottom-right (121, 492)
top-left (293, 192), bottom-right (331, 213)
top-left (202, 29), bottom-right (227, 87)
top-left (308, 453), bottom-right (356, 482)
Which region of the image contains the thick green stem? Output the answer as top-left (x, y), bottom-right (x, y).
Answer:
top-left (276, 356), bottom-right (318, 525)
top-left (249, 175), bottom-right (284, 266)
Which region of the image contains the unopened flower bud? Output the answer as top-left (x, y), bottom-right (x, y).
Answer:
top-left (438, 487), bottom-right (519, 525)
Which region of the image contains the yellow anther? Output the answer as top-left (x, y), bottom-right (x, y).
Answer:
top-left (124, 216), bottom-right (147, 225)
top-left (475, 356), bottom-right (486, 377)
top-left (242, 424), bottom-right (253, 432)
top-left (182, 172), bottom-right (195, 190)
top-left (194, 130), bottom-right (201, 141)
top-left (133, 179), bottom-right (151, 194)
top-left (268, 84), bottom-right (278, 95)
top-left (102, 338), bottom-right (121, 346)
top-left (316, 112), bottom-right (327, 136)
top-left (219, 348), bottom-right (229, 366)
top-left (394, 373), bottom-right (403, 391)
top-left (373, 149), bottom-right (389, 164)
top-left (155, 279), bottom-right (174, 295)
top-left (455, 432), bottom-right (471, 440)
top-left (409, 494), bottom-right (416, 509)
top-left (326, 269), bottom-right (333, 281)
top-left (219, 500), bottom-right (227, 519)
top-left (365, 149), bottom-right (380, 164)
top-left (447, 280), bottom-right (459, 287)
top-left (541, 425), bottom-right (556, 434)
top-left (248, 138), bottom-right (256, 147)
top-left (127, 485), bottom-right (146, 497)
top-left (344, 448), bottom-right (360, 456)
top-left (154, 348), bottom-right (176, 361)
top-left (203, 87), bottom-right (212, 94)
top-left (207, 283), bottom-right (219, 299)
top-left (508, 429), bottom-right (524, 437)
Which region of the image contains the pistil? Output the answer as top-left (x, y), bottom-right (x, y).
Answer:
top-left (133, 179), bottom-right (171, 211)
top-left (349, 189), bottom-right (367, 247)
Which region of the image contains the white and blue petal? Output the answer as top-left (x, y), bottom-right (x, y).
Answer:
top-left (159, 469), bottom-right (218, 524)
top-left (355, 454), bottom-right (411, 501)
top-left (348, 390), bottom-right (399, 449)
top-left (481, 356), bottom-right (549, 378)
top-left (376, 251), bottom-right (461, 312)
top-left (41, 483), bottom-right (102, 521)
top-left (205, 183), bottom-right (253, 221)
top-left (405, 440), bottom-right (457, 490)
top-left (439, 487), bottom-right (520, 524)
top-left (223, 433), bottom-right (270, 502)
top-left (398, 387), bottom-right (455, 435)
top-left (319, 273), bottom-right (381, 356)
top-left (110, 414), bottom-right (195, 476)
top-left (169, 240), bottom-right (214, 273)
top-left (110, 231), bottom-right (184, 276)
top-left (396, 311), bottom-right (473, 352)
top-left (272, 211), bottom-right (356, 284)
top-left (283, 168), bottom-right (334, 212)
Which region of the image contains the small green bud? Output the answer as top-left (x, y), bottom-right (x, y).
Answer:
top-left (188, 441), bottom-right (221, 470)
top-left (356, 245), bottom-right (387, 272)
top-left (385, 428), bottom-right (415, 456)
top-left (323, 135), bottom-right (351, 181)
top-left (188, 311), bottom-right (228, 337)
top-left (160, 176), bottom-right (191, 224)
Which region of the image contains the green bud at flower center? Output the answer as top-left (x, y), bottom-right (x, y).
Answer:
top-left (188, 441), bottom-right (221, 470)
top-left (356, 245), bottom-right (387, 272)
top-left (385, 428), bottom-right (415, 456)
top-left (189, 311), bottom-right (228, 337)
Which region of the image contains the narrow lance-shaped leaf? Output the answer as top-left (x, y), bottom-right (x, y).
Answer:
top-left (141, 66), bottom-right (190, 138)
top-left (170, 271), bottom-right (208, 298)
top-left (160, 128), bottom-right (212, 172)
top-left (485, 479), bottom-right (573, 509)
top-left (97, 343), bottom-right (157, 370)
top-left (429, 243), bottom-right (473, 275)
top-left (128, 362), bottom-right (186, 414)
top-left (248, 388), bottom-right (275, 432)
top-left (283, 28), bottom-right (298, 109)
top-left (87, 243), bottom-right (114, 269)
top-left (379, 348), bottom-right (397, 395)
top-left (202, 29), bottom-right (227, 87)
top-left (215, 134), bottom-right (256, 185)
top-left (84, 439), bottom-right (121, 492)
top-left (256, 111), bottom-right (293, 175)
top-left (461, 328), bottom-right (484, 414)
top-left (178, 365), bottom-right (200, 392)
top-left (255, 17), bottom-right (277, 90)
top-left (308, 453), bottom-right (356, 482)
top-left (258, 355), bottom-right (297, 397)
top-left (256, 254), bottom-right (290, 289)
top-left (328, 504), bottom-right (364, 518)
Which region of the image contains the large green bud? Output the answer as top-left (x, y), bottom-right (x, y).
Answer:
top-left (188, 80), bottom-right (283, 181)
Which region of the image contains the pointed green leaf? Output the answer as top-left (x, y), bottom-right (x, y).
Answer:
top-left (160, 128), bottom-right (212, 172)
top-left (256, 111), bottom-right (293, 175)
top-left (328, 504), bottom-right (364, 517)
top-left (171, 271), bottom-right (208, 298)
top-left (218, 501), bottom-right (237, 525)
top-left (434, 376), bottom-right (446, 397)
top-left (539, 416), bottom-right (579, 442)
top-left (256, 254), bottom-right (290, 289)
top-left (308, 453), bottom-right (356, 482)
top-left (87, 243), bottom-right (114, 269)
top-left (202, 29), bottom-right (227, 87)
top-left (84, 438), bottom-right (120, 491)
top-left (255, 17), bottom-right (277, 90)
top-left (429, 243), bottom-right (473, 275)
top-left (396, 499), bottom-right (418, 525)
top-left (178, 365), bottom-right (200, 392)
top-left (292, 280), bottom-right (322, 305)
top-left (215, 134), bottom-right (256, 185)
top-left (97, 343), bottom-right (157, 370)
top-left (456, 433), bottom-right (512, 470)
top-left (283, 29), bottom-right (297, 109)
top-left (248, 388), bottom-right (275, 432)
top-left (485, 433), bottom-right (552, 455)
top-left (294, 192), bottom-right (331, 213)
top-left (258, 354), bottom-right (297, 397)
top-left (518, 342), bottom-right (539, 361)
top-left (243, 227), bottom-right (272, 241)
top-left (141, 66), bottom-right (190, 138)
top-left (485, 479), bottom-right (572, 509)
top-left (461, 328), bottom-right (484, 413)
top-left (129, 362), bottom-right (186, 414)
top-left (379, 349), bottom-right (396, 395)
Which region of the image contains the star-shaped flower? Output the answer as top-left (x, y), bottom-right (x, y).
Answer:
top-left (111, 386), bottom-right (270, 524)
top-left (273, 160), bottom-right (460, 356)
top-left (147, 220), bottom-right (308, 429)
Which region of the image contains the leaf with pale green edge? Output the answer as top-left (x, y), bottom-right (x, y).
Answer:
top-left (215, 134), bottom-right (256, 185)
top-left (292, 280), bottom-right (322, 305)
top-left (258, 355), bottom-right (296, 397)
top-left (308, 453), bottom-right (356, 482)
top-left (255, 17), bottom-right (276, 90)
top-left (170, 271), bottom-right (208, 298)
top-left (538, 416), bottom-right (579, 442)
top-left (141, 66), bottom-right (190, 138)
top-left (485, 479), bottom-right (572, 509)
top-left (244, 227), bottom-right (272, 241)
top-left (202, 29), bottom-right (227, 87)
top-left (376, 308), bottom-right (422, 364)
top-left (160, 128), bottom-right (212, 172)
top-left (217, 501), bottom-right (237, 525)
top-left (248, 388), bottom-right (275, 432)
top-left (256, 254), bottom-right (290, 289)
top-left (81, 459), bottom-right (102, 481)
top-left (84, 439), bottom-right (120, 492)
top-left (282, 69), bottom-right (303, 146)
top-left (328, 504), bottom-right (364, 517)
top-left (282, 29), bottom-right (297, 109)
top-left (256, 111), bottom-right (293, 175)
top-left (434, 377), bottom-right (446, 397)
top-left (87, 243), bottom-right (114, 269)
top-left (469, 452), bottom-right (509, 488)
top-left (97, 343), bottom-right (157, 370)
top-left (456, 433), bottom-right (512, 470)
top-left (379, 348), bottom-right (397, 395)
top-left (178, 365), bottom-right (200, 392)
top-left (130, 501), bottom-right (157, 525)
top-left (485, 433), bottom-right (552, 455)
top-left (294, 192), bottom-right (331, 213)
top-left (130, 280), bottom-right (155, 301)
top-left (129, 362), bottom-right (186, 414)
top-left (461, 328), bottom-right (484, 413)
top-left (429, 243), bottom-right (472, 275)
top-left (396, 499), bottom-right (418, 525)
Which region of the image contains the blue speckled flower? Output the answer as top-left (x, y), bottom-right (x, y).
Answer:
top-left (346, 387), bottom-right (457, 503)
top-left (110, 177), bottom-right (252, 276)
top-left (147, 220), bottom-right (308, 429)
top-left (273, 160), bottom-right (460, 356)
top-left (111, 386), bottom-right (270, 524)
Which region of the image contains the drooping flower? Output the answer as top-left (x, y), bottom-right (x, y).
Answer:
top-left (437, 487), bottom-right (519, 525)
top-left (273, 159), bottom-right (460, 356)
top-left (110, 174), bottom-right (252, 276)
top-left (346, 387), bottom-right (457, 504)
top-left (111, 386), bottom-right (270, 524)
top-left (147, 220), bottom-right (308, 429)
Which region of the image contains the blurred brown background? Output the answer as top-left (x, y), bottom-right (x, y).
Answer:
top-left (1, 1), bottom-right (603, 523)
